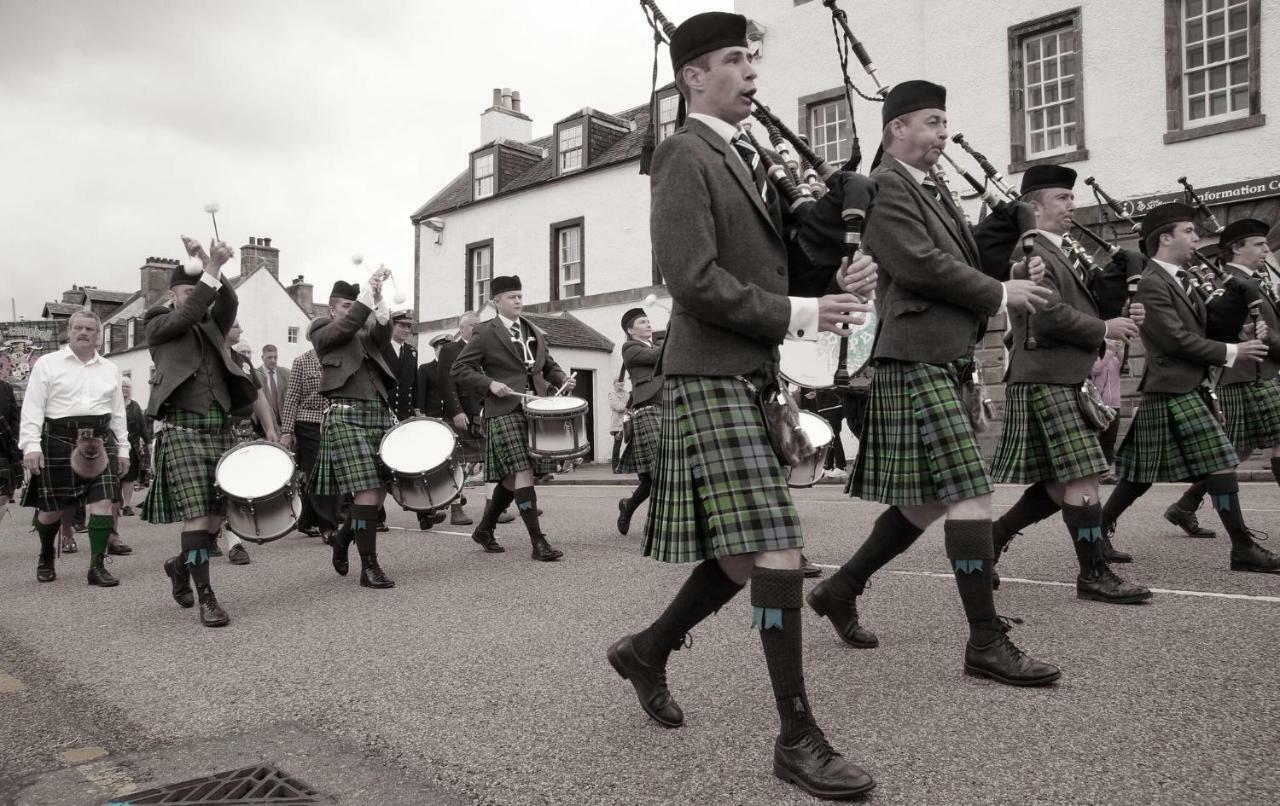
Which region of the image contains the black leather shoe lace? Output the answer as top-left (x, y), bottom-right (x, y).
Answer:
top-left (797, 727), bottom-right (842, 765)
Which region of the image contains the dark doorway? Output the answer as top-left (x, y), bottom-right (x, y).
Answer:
top-left (571, 367), bottom-right (596, 463)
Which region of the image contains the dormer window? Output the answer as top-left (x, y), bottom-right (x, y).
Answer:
top-left (558, 124), bottom-right (583, 173)
top-left (473, 153), bottom-right (495, 199)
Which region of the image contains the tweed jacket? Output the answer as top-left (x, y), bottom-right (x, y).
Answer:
top-left (437, 338), bottom-right (481, 419)
top-left (622, 338), bottom-right (663, 407)
top-left (1217, 263), bottom-right (1280, 385)
top-left (452, 317), bottom-right (567, 418)
top-left (144, 280), bottom-right (257, 418)
top-left (308, 301), bottom-right (396, 402)
top-left (649, 117), bottom-right (796, 378)
top-left (254, 365), bottom-right (290, 420)
top-left (864, 153), bottom-right (1005, 364)
top-left (381, 341), bottom-right (418, 419)
top-left (1135, 263), bottom-right (1228, 394)
top-left (1005, 232), bottom-right (1108, 385)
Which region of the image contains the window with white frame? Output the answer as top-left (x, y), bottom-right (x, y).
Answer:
top-left (1022, 26), bottom-right (1078, 157)
top-left (807, 98), bottom-right (849, 165)
top-left (287, 326), bottom-right (299, 344)
top-left (558, 125), bottom-right (583, 173)
top-left (1182, 0), bottom-right (1250, 124)
top-left (470, 244), bottom-right (493, 305)
top-left (473, 153), bottom-right (494, 199)
top-left (657, 93), bottom-right (680, 142)
top-left (555, 224), bottom-right (583, 299)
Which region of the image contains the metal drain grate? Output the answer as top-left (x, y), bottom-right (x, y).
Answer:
top-left (103, 764), bottom-right (325, 805)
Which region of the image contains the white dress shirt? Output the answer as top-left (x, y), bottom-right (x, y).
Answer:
top-left (1151, 258), bottom-right (1237, 367)
top-left (356, 285), bottom-right (391, 326)
top-left (19, 346), bottom-right (129, 456)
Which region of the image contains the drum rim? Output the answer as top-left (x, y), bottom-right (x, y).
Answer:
top-left (523, 396), bottom-right (588, 414)
top-left (796, 409), bottom-right (836, 441)
top-left (215, 439), bottom-right (296, 500)
top-left (379, 415), bottom-right (459, 474)
top-left (223, 490), bottom-right (304, 542)
top-left (777, 311), bottom-right (877, 389)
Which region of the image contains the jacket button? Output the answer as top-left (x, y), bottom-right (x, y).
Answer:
top-left (797, 329), bottom-right (805, 338)
top-left (776, 267), bottom-right (784, 275)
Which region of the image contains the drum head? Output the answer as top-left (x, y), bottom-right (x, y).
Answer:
top-left (778, 309), bottom-right (878, 389)
top-left (796, 410), bottom-right (834, 445)
top-left (217, 442), bottom-right (294, 499)
top-left (526, 396), bottom-right (587, 414)
top-left (381, 417), bottom-right (457, 474)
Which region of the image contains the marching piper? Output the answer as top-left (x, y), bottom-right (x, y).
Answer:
top-left (19, 310), bottom-right (129, 587)
top-left (1100, 203), bottom-right (1279, 573)
top-left (452, 276), bottom-right (571, 561)
top-left (614, 306), bottom-right (661, 535)
top-left (1165, 218), bottom-right (1280, 541)
top-left (987, 165), bottom-right (1151, 604)
top-left (309, 275), bottom-right (399, 588)
top-left (141, 238), bottom-right (258, 626)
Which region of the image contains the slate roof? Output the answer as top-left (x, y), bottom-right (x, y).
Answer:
top-left (82, 288), bottom-right (134, 304)
top-left (523, 311), bottom-right (614, 353)
top-left (411, 101), bottom-right (652, 222)
top-left (42, 302), bottom-right (86, 317)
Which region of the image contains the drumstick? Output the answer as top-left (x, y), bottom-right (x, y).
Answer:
top-left (554, 372), bottom-right (577, 396)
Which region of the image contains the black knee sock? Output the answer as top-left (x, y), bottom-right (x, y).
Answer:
top-left (1101, 480), bottom-right (1152, 528)
top-left (996, 482), bottom-right (1061, 544)
top-left (752, 567), bottom-right (819, 743)
top-left (627, 474), bottom-right (653, 514)
top-left (944, 519), bottom-right (998, 644)
top-left (514, 487), bottom-right (542, 539)
top-left (182, 530), bottom-right (212, 587)
top-left (1204, 474), bottom-right (1253, 548)
top-left (480, 484), bottom-right (515, 529)
top-left (831, 506), bottom-right (924, 598)
top-left (1270, 458), bottom-right (1280, 491)
top-left (1176, 480), bottom-right (1209, 511)
top-left (350, 504), bottom-right (379, 557)
top-left (1061, 502), bottom-right (1104, 574)
top-left (634, 559), bottom-right (744, 666)
top-left (34, 518), bottom-right (58, 562)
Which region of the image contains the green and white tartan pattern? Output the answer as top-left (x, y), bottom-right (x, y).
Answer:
top-left (643, 375), bottom-right (802, 564)
top-left (483, 412), bottom-right (559, 481)
top-left (21, 427), bottom-right (120, 512)
top-left (140, 407), bottom-right (235, 523)
top-left (992, 383), bottom-right (1109, 484)
top-left (848, 359), bottom-right (993, 505)
top-left (1219, 380), bottom-right (1280, 455)
top-left (310, 398), bottom-right (395, 496)
top-left (617, 404), bottom-right (660, 475)
top-left (1116, 390), bottom-right (1238, 482)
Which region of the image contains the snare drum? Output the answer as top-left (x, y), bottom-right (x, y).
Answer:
top-left (215, 440), bottom-right (301, 542)
top-left (786, 411), bottom-right (834, 488)
top-left (778, 308), bottom-right (878, 389)
top-left (380, 417), bottom-right (464, 511)
top-left (524, 396), bottom-right (591, 460)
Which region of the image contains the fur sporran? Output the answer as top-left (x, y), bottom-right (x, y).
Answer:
top-left (757, 379), bottom-right (819, 468)
top-left (958, 363), bottom-right (994, 433)
top-left (70, 428), bottom-right (108, 480)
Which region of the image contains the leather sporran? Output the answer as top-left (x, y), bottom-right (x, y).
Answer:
top-left (1077, 379), bottom-right (1116, 431)
top-left (756, 379), bottom-right (819, 468)
top-left (1202, 386), bottom-right (1227, 426)
top-left (70, 428), bottom-right (108, 481)
top-left (958, 363), bottom-right (994, 434)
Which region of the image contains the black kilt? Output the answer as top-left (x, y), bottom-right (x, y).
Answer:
top-left (1116, 390), bottom-right (1238, 482)
top-left (992, 383), bottom-right (1109, 484)
top-left (21, 416), bottom-right (120, 512)
top-left (617, 404), bottom-right (660, 476)
top-left (0, 462), bottom-right (17, 497)
top-left (141, 406), bottom-right (235, 523)
top-left (1219, 380), bottom-right (1280, 455)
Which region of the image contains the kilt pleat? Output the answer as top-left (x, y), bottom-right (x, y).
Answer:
top-left (1116, 390), bottom-right (1238, 482)
top-left (992, 383), bottom-right (1109, 484)
top-left (21, 427), bottom-right (120, 512)
top-left (642, 375), bottom-right (801, 564)
top-left (617, 405), bottom-right (660, 475)
top-left (483, 412), bottom-right (558, 481)
top-left (1219, 380), bottom-right (1280, 455)
top-left (310, 398), bottom-right (395, 496)
top-left (140, 407), bottom-right (234, 523)
top-left (848, 359), bottom-right (992, 506)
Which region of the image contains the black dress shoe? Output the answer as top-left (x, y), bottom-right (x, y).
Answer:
top-left (1077, 564), bottom-right (1153, 604)
top-left (298, 525), bottom-right (321, 538)
top-left (531, 536), bottom-right (564, 562)
top-left (227, 544), bottom-right (251, 565)
top-left (208, 538), bottom-right (223, 558)
top-left (376, 522), bottom-right (390, 533)
top-left (1230, 540), bottom-right (1280, 573)
top-left (805, 580), bottom-right (878, 648)
top-left (617, 499), bottom-right (632, 535)
top-left (164, 557), bottom-right (194, 608)
top-left (87, 559), bottom-right (119, 587)
top-left (471, 526), bottom-right (505, 553)
top-left (801, 555), bottom-right (822, 578)
top-left (37, 559), bottom-right (56, 583)
top-left (1100, 524), bottom-right (1132, 563)
top-left (773, 729), bottom-right (876, 800)
top-left (606, 635), bottom-right (683, 728)
top-left (107, 539), bottom-right (133, 555)
top-left (196, 585), bottom-right (230, 627)
top-left (331, 527), bottom-right (352, 575)
top-left (359, 555), bottom-right (396, 588)
top-left (964, 622), bottom-right (1061, 687)
top-left (1164, 503), bottom-right (1217, 538)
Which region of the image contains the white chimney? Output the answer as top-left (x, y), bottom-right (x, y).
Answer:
top-left (480, 86), bottom-right (532, 145)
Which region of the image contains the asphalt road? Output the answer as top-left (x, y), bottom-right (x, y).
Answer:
top-left (2, 482), bottom-right (1278, 806)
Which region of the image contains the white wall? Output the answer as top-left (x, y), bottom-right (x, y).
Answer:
top-left (111, 348), bottom-right (155, 409)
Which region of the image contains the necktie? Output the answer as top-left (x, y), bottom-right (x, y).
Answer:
top-left (730, 133), bottom-right (770, 205)
top-left (921, 177), bottom-right (942, 202)
top-left (1177, 270), bottom-right (1195, 298)
top-left (267, 369), bottom-right (278, 413)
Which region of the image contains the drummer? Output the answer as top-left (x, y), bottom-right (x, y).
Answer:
top-left (615, 307), bottom-right (661, 536)
top-left (452, 275), bottom-right (574, 561)
top-left (309, 276), bottom-right (400, 589)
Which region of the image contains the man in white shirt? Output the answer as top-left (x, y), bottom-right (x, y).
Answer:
top-left (20, 310), bottom-right (129, 587)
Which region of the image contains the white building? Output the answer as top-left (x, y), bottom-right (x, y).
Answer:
top-left (102, 240), bottom-right (318, 409)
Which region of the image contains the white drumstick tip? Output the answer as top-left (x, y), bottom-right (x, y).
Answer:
top-left (184, 256), bottom-right (204, 276)
top-left (203, 202), bottom-right (220, 214)
top-left (351, 253), bottom-right (364, 267)
top-left (393, 291), bottom-right (407, 305)
top-left (642, 293), bottom-right (657, 307)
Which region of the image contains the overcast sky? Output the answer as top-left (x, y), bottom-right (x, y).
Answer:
top-left (0, 0), bottom-right (728, 320)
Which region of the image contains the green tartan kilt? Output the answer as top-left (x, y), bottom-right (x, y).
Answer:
top-left (992, 383), bottom-right (1109, 484)
top-left (848, 359), bottom-right (993, 506)
top-left (310, 398), bottom-right (395, 496)
top-left (617, 404), bottom-right (660, 476)
top-left (1116, 390), bottom-right (1238, 482)
top-left (1219, 380), bottom-right (1280, 455)
top-left (643, 375), bottom-right (801, 564)
top-left (483, 412), bottom-right (558, 481)
top-left (21, 420), bottom-right (120, 512)
top-left (140, 407), bottom-right (235, 523)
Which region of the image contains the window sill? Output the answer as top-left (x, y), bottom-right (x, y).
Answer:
top-left (1164, 113), bottom-right (1265, 144)
top-left (1009, 148), bottom-right (1089, 174)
